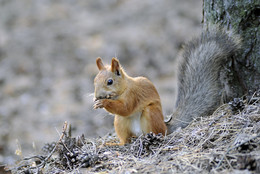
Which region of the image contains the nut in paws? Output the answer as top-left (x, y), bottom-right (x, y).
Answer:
top-left (106, 93), bottom-right (117, 99)
top-left (93, 100), bottom-right (104, 109)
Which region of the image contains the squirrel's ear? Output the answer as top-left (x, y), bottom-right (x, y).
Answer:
top-left (111, 57), bottom-right (121, 76)
top-left (96, 57), bottom-right (105, 70)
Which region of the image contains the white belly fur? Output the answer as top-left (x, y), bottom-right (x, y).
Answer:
top-left (129, 111), bottom-right (142, 136)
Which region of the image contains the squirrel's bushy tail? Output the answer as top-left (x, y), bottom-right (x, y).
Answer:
top-left (167, 28), bottom-right (241, 133)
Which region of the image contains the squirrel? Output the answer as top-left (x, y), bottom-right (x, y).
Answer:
top-left (93, 57), bottom-right (167, 145)
top-left (93, 27), bottom-right (240, 144)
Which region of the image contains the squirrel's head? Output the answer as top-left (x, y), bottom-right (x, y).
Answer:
top-left (94, 57), bottom-right (127, 101)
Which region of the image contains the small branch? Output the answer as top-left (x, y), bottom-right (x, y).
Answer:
top-left (15, 121), bottom-right (69, 172)
top-left (216, 132), bottom-right (260, 169)
top-left (40, 121), bottom-right (68, 167)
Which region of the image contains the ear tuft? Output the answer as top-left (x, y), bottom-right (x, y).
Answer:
top-left (111, 57), bottom-right (121, 76)
top-left (96, 57), bottom-right (105, 70)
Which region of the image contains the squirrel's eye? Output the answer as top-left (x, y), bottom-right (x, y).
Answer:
top-left (107, 79), bottom-right (113, 85)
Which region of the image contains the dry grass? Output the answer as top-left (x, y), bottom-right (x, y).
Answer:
top-left (8, 95), bottom-right (260, 173)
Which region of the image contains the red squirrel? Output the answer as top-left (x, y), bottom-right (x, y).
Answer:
top-left (93, 28), bottom-right (241, 145)
top-left (93, 57), bottom-right (167, 145)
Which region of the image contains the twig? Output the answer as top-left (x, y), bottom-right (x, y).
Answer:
top-left (137, 138), bottom-right (144, 157)
top-left (216, 131), bottom-right (260, 169)
top-left (12, 121), bottom-right (69, 172)
top-left (40, 121), bottom-right (68, 166)
top-left (23, 155), bottom-right (46, 161)
top-left (209, 114), bottom-right (225, 126)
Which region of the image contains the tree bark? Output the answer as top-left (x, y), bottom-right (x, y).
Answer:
top-left (203, 0), bottom-right (260, 98)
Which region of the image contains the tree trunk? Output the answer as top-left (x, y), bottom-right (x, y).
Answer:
top-left (203, 0), bottom-right (260, 98)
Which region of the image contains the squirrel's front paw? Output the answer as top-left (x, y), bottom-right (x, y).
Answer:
top-left (93, 100), bottom-right (104, 109)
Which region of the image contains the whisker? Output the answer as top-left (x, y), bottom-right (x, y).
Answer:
top-left (82, 92), bottom-right (95, 101)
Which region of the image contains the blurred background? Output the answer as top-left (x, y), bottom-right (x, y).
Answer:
top-left (0, 0), bottom-right (201, 165)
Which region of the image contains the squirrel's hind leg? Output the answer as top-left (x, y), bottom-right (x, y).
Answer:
top-left (141, 104), bottom-right (167, 135)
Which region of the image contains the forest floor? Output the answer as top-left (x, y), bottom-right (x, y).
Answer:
top-left (7, 92), bottom-right (260, 173)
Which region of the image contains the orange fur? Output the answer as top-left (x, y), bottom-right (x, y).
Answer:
top-left (94, 57), bottom-right (167, 145)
